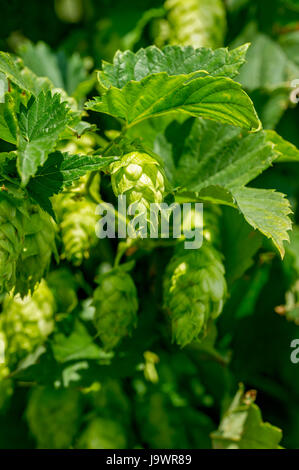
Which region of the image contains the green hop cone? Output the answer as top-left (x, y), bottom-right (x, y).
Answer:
top-left (93, 269), bottom-right (138, 350)
top-left (163, 243), bottom-right (227, 347)
top-left (110, 152), bottom-right (165, 211)
top-left (1, 280), bottom-right (56, 367)
top-left (15, 203), bottom-right (57, 296)
top-left (0, 193), bottom-right (25, 294)
top-left (54, 177), bottom-right (99, 266)
top-left (164, 0), bottom-right (226, 48)
top-left (76, 417), bottom-right (127, 449)
top-left (26, 386), bottom-right (82, 449)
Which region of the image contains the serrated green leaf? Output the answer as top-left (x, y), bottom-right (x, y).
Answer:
top-left (27, 151), bottom-right (116, 216)
top-left (266, 130), bottom-right (299, 162)
top-left (17, 91), bottom-right (70, 185)
top-left (211, 385), bottom-right (283, 449)
top-left (99, 44), bottom-right (250, 89)
top-left (87, 72), bottom-right (260, 131)
top-left (167, 118), bottom-right (276, 191)
top-left (232, 187), bottom-right (292, 258)
top-left (0, 52), bottom-right (34, 94)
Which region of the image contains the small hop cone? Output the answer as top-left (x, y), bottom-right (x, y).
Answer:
top-left (1, 280), bottom-right (56, 367)
top-left (93, 270), bottom-right (138, 350)
top-left (15, 204), bottom-right (57, 296)
top-left (54, 178), bottom-right (99, 266)
top-left (26, 386), bottom-right (82, 449)
top-left (0, 194), bottom-right (25, 293)
top-left (163, 243), bottom-right (227, 347)
top-left (110, 152), bottom-right (165, 211)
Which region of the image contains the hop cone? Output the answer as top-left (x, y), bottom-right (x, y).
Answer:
top-left (1, 280), bottom-right (56, 366)
top-left (76, 417), bottom-right (127, 449)
top-left (54, 178), bottom-right (99, 266)
top-left (110, 152), bottom-right (165, 210)
top-left (163, 243), bottom-right (227, 347)
top-left (26, 386), bottom-right (82, 449)
top-left (15, 203), bottom-right (57, 296)
top-left (165, 0), bottom-right (226, 49)
top-left (93, 270), bottom-right (138, 350)
top-left (0, 193), bottom-right (25, 294)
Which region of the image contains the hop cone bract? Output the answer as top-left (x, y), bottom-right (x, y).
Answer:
top-left (93, 270), bottom-right (138, 350)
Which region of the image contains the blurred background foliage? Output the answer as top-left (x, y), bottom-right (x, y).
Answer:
top-left (0, 0), bottom-right (299, 449)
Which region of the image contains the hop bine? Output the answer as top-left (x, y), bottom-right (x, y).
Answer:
top-left (93, 269), bottom-right (138, 350)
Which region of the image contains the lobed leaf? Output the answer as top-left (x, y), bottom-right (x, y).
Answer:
top-left (87, 72), bottom-right (260, 131)
top-left (17, 90), bottom-right (71, 185)
top-left (99, 44), bottom-right (250, 88)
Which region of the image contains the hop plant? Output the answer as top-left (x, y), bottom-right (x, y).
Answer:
top-left (163, 243), bottom-right (227, 347)
top-left (15, 203), bottom-right (57, 296)
top-left (76, 417), bottom-right (127, 449)
top-left (1, 280), bottom-right (56, 367)
top-left (93, 269), bottom-right (138, 350)
top-left (26, 386), bottom-right (82, 449)
top-left (0, 193), bottom-right (25, 294)
top-left (110, 152), bottom-right (165, 211)
top-left (54, 177), bottom-right (99, 266)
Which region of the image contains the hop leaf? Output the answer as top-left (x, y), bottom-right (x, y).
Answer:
top-left (211, 385), bottom-right (283, 449)
top-left (0, 193), bottom-right (25, 294)
top-left (110, 151), bottom-right (165, 211)
top-left (1, 280), bottom-right (56, 367)
top-left (26, 386), bottom-right (82, 449)
top-left (93, 269), bottom-right (138, 350)
top-left (163, 242), bottom-right (227, 347)
top-left (15, 203), bottom-right (57, 296)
